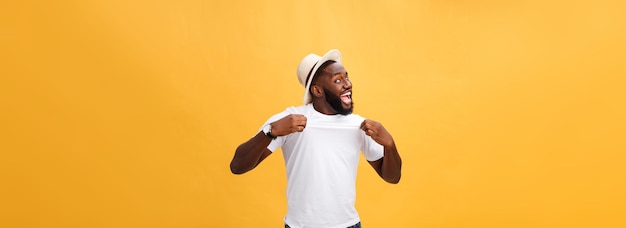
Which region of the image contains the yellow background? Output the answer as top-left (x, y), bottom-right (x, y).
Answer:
top-left (1, 0), bottom-right (625, 227)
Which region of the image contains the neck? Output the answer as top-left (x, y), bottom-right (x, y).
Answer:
top-left (312, 101), bottom-right (339, 115)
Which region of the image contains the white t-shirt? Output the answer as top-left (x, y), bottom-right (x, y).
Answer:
top-left (261, 104), bottom-right (384, 228)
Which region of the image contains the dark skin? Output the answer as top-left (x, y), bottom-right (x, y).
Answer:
top-left (230, 62), bottom-right (402, 184)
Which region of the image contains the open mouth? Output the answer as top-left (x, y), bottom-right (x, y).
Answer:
top-left (340, 91), bottom-right (352, 105)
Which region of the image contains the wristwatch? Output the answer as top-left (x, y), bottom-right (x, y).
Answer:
top-left (262, 124), bottom-right (277, 139)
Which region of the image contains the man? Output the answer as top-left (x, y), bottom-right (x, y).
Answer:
top-left (230, 49), bottom-right (402, 228)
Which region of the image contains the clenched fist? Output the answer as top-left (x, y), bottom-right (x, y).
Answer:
top-left (360, 119), bottom-right (394, 147)
top-left (270, 114), bottom-right (307, 137)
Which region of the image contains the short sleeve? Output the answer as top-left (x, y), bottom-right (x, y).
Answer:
top-left (362, 134), bottom-right (384, 161)
top-left (257, 107), bottom-right (298, 152)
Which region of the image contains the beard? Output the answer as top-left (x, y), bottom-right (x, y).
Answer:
top-left (324, 88), bottom-right (353, 115)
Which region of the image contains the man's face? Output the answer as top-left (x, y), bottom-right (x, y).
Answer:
top-left (320, 63), bottom-right (353, 115)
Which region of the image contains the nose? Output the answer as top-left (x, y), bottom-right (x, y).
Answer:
top-left (343, 79), bottom-right (352, 89)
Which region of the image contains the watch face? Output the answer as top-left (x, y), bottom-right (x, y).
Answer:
top-left (263, 124), bottom-right (271, 133)
top-left (263, 124), bottom-right (275, 139)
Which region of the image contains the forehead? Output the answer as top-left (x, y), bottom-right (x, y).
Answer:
top-left (321, 62), bottom-right (347, 76)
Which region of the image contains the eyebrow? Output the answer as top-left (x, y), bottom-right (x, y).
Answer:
top-left (332, 71), bottom-right (348, 77)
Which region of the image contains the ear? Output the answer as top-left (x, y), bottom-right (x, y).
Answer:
top-left (311, 85), bottom-right (324, 98)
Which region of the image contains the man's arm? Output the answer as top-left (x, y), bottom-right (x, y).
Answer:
top-left (230, 114), bottom-right (307, 174)
top-left (361, 120), bottom-right (402, 184)
top-left (230, 132), bottom-right (273, 174)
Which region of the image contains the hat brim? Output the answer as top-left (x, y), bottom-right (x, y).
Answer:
top-left (303, 49), bottom-right (343, 104)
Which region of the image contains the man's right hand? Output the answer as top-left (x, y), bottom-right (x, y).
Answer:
top-left (270, 114), bottom-right (307, 137)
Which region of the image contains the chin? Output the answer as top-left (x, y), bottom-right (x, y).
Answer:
top-left (339, 104), bottom-right (354, 115)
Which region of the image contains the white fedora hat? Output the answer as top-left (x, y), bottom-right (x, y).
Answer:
top-left (296, 49), bottom-right (342, 104)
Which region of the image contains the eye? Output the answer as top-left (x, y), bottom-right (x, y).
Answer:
top-left (334, 79), bottom-right (341, 83)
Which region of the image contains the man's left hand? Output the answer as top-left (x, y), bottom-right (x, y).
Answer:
top-left (360, 119), bottom-right (394, 147)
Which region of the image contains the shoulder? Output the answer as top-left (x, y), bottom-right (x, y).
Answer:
top-left (266, 105), bottom-right (307, 122)
top-left (286, 104), bottom-right (309, 114)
